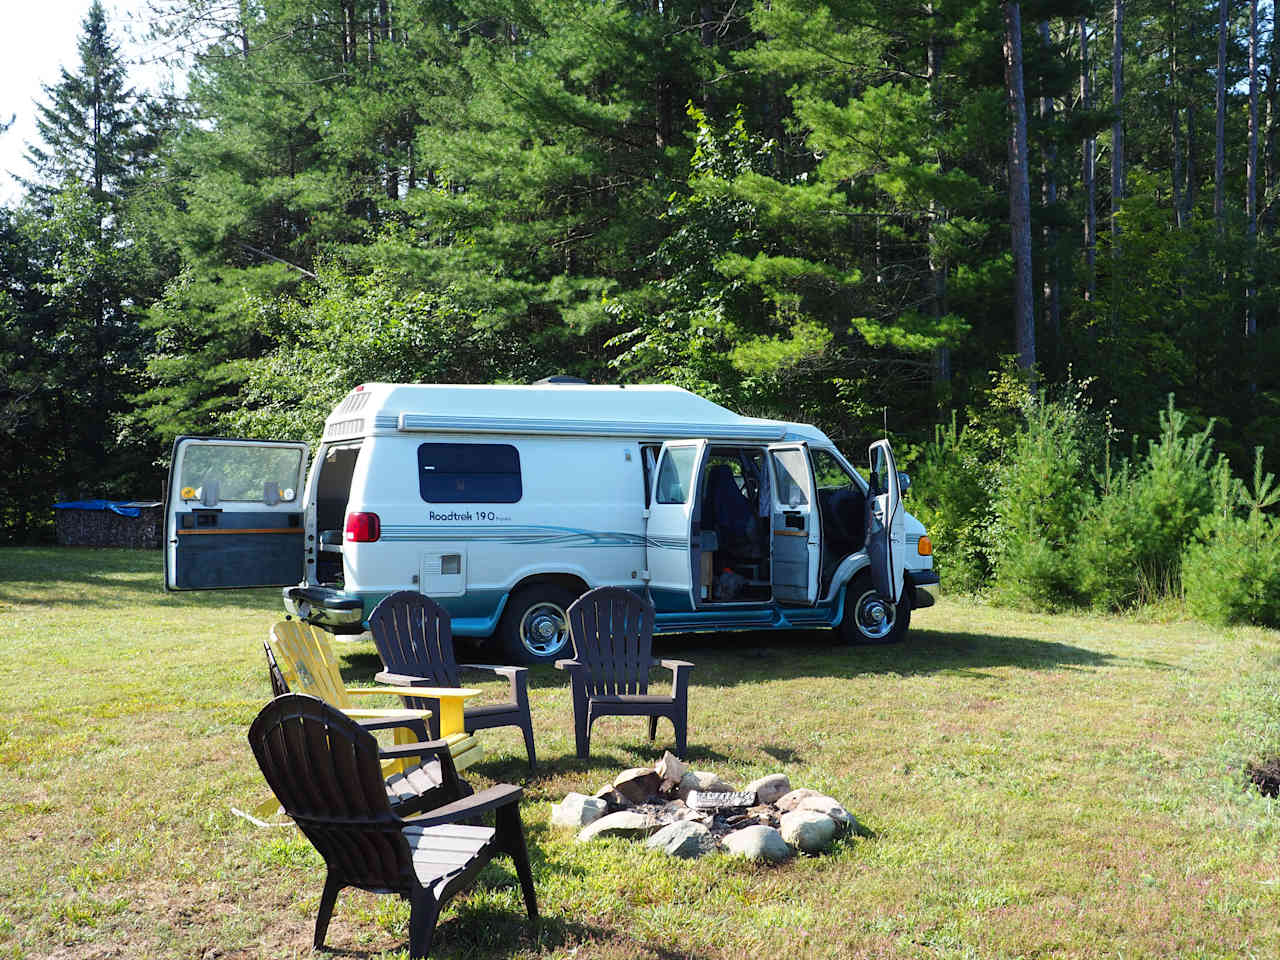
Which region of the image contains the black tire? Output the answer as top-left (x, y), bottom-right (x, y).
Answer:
top-left (839, 572), bottom-right (911, 645)
top-left (497, 581), bottom-right (580, 664)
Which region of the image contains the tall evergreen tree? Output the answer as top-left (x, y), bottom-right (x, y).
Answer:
top-left (18, 1), bottom-right (159, 490)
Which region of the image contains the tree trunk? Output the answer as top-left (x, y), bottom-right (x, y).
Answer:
top-left (1216, 0), bottom-right (1228, 229)
top-left (929, 4), bottom-right (951, 393)
top-left (1185, 102), bottom-right (1196, 222)
top-left (1081, 18), bottom-right (1096, 307)
top-left (1111, 0), bottom-right (1124, 238)
top-left (1040, 21), bottom-right (1060, 354)
top-left (1170, 17), bottom-right (1185, 229)
top-left (1005, 2), bottom-right (1036, 377)
top-left (1247, 0), bottom-right (1258, 349)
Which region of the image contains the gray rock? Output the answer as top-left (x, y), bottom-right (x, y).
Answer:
top-left (646, 819), bottom-right (711, 858)
top-left (550, 792), bottom-right (608, 830)
top-left (576, 810), bottom-right (660, 842)
top-left (779, 810), bottom-right (837, 853)
top-left (660, 799), bottom-right (699, 822)
top-left (677, 770), bottom-right (735, 801)
top-left (613, 767), bottom-right (662, 804)
top-left (721, 824), bottom-right (792, 862)
top-left (655, 750), bottom-right (689, 784)
top-left (593, 784), bottom-right (629, 809)
top-left (744, 773), bottom-right (791, 806)
top-left (794, 795), bottom-right (865, 834)
top-left (774, 788), bottom-right (824, 812)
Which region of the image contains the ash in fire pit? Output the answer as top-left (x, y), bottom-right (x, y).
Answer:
top-left (549, 752), bottom-right (867, 861)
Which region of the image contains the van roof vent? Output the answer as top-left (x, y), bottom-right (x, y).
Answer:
top-left (532, 375), bottom-right (589, 385)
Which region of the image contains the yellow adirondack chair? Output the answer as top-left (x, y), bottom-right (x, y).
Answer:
top-left (237, 621), bottom-right (485, 826)
top-left (266, 620), bottom-right (484, 772)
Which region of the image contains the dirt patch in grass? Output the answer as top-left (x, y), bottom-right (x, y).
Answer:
top-left (1246, 757), bottom-right (1280, 796)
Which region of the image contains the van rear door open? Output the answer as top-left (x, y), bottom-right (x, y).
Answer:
top-left (767, 443), bottom-right (820, 604)
top-left (164, 436), bottom-right (310, 590)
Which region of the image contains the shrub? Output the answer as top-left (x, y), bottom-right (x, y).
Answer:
top-left (990, 391), bottom-right (1097, 610)
top-left (907, 413), bottom-right (996, 594)
top-left (1074, 399), bottom-right (1218, 611)
top-left (1183, 451), bottom-right (1280, 626)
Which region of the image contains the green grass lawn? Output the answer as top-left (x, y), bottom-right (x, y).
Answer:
top-left (3, 547), bottom-right (1280, 959)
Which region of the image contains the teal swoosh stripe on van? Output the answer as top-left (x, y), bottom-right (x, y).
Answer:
top-left (379, 523), bottom-right (688, 550)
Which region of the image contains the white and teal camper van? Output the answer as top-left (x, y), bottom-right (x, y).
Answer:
top-left (163, 382), bottom-right (937, 663)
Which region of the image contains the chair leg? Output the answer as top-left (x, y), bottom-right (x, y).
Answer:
top-left (647, 715), bottom-right (658, 741)
top-left (520, 716), bottom-right (537, 771)
top-left (575, 708), bottom-right (591, 759)
top-left (674, 711), bottom-right (687, 759)
top-left (496, 803), bottom-right (539, 922)
top-left (314, 874), bottom-right (342, 949)
top-left (408, 885), bottom-right (442, 960)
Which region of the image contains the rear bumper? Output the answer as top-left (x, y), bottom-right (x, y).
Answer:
top-left (907, 569), bottom-right (939, 609)
top-left (282, 586), bottom-right (365, 633)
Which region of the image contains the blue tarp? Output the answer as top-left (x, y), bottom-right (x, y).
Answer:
top-left (54, 500), bottom-right (160, 518)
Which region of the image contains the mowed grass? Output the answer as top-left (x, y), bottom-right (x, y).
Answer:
top-left (3, 548), bottom-right (1280, 959)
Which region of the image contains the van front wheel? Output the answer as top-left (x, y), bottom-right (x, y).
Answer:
top-left (498, 583), bottom-right (578, 664)
top-left (840, 573), bottom-right (910, 645)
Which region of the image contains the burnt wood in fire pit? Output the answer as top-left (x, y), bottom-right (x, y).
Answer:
top-left (686, 790), bottom-right (755, 811)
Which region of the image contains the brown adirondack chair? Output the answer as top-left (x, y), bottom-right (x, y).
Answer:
top-left (369, 591), bottom-right (537, 770)
top-left (555, 586), bottom-right (693, 758)
top-left (248, 694), bottom-right (537, 960)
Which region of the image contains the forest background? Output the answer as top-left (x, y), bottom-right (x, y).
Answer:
top-left (3, 0), bottom-right (1280, 622)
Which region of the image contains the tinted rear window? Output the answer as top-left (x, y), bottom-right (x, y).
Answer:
top-left (418, 443), bottom-right (522, 503)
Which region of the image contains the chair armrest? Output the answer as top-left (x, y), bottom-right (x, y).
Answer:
top-left (459, 663), bottom-right (525, 681)
top-left (656, 658), bottom-right (694, 670)
top-left (350, 684), bottom-right (483, 700)
top-left (400, 784), bottom-right (522, 828)
top-left (554, 659), bottom-right (584, 672)
top-left (378, 736), bottom-right (455, 763)
top-left (350, 713), bottom-right (431, 740)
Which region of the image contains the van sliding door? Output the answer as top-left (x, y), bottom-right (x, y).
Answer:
top-left (164, 436), bottom-right (309, 590)
top-left (767, 443), bottom-right (820, 604)
top-left (644, 440), bottom-right (708, 612)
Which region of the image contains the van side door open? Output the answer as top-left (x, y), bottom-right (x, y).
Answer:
top-left (865, 439), bottom-right (906, 604)
top-left (767, 443), bottom-right (821, 604)
top-left (644, 439), bottom-right (709, 611)
top-left (164, 436), bottom-right (310, 590)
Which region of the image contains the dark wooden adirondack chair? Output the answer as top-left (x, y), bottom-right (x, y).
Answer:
top-left (248, 694), bottom-right (537, 959)
top-left (369, 590), bottom-right (537, 770)
top-left (555, 586), bottom-right (693, 758)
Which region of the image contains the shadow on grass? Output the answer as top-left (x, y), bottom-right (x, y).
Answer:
top-left (644, 626), bottom-right (1140, 688)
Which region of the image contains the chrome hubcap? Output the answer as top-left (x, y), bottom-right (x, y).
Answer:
top-left (854, 589), bottom-right (896, 640)
top-left (519, 602), bottom-right (568, 656)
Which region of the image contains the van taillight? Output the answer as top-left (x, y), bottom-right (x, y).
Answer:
top-left (345, 512), bottom-right (381, 542)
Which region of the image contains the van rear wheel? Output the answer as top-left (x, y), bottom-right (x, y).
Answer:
top-left (498, 583), bottom-right (579, 664)
top-left (840, 572), bottom-right (910, 645)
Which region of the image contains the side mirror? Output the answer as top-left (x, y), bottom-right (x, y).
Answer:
top-left (898, 471), bottom-right (911, 493)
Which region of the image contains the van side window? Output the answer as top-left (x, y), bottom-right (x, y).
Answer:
top-left (655, 446), bottom-right (697, 504)
top-left (418, 443), bottom-right (522, 503)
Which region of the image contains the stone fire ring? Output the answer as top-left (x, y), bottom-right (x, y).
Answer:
top-left (549, 752), bottom-right (867, 862)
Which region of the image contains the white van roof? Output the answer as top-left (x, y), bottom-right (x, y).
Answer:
top-left (321, 383), bottom-right (832, 445)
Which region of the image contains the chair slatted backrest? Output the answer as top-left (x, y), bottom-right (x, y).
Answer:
top-left (268, 621), bottom-right (353, 710)
top-left (368, 591), bottom-right (462, 696)
top-left (566, 587), bottom-right (655, 697)
top-left (248, 694), bottom-right (412, 893)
